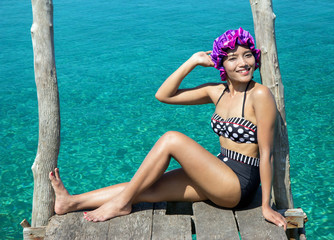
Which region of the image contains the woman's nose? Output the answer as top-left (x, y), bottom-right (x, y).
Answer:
top-left (238, 56), bottom-right (247, 66)
top-left (238, 57), bottom-right (250, 69)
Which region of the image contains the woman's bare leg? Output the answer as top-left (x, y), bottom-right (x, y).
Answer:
top-left (50, 165), bottom-right (209, 214)
top-left (81, 131), bottom-right (241, 222)
top-left (49, 167), bottom-right (209, 213)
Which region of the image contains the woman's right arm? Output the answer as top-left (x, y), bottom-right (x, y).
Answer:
top-left (155, 51), bottom-right (215, 105)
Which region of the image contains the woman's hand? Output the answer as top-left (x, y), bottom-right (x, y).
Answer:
top-left (190, 51), bottom-right (214, 67)
top-left (262, 204), bottom-right (287, 230)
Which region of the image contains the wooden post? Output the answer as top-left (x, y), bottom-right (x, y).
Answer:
top-left (249, 0), bottom-right (294, 210)
top-left (30, 0), bottom-right (59, 227)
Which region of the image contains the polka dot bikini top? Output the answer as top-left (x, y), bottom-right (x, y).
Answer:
top-left (211, 81), bottom-right (258, 144)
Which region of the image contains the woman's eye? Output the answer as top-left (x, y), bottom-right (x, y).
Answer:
top-left (245, 53), bottom-right (253, 58)
top-left (228, 57), bottom-right (236, 61)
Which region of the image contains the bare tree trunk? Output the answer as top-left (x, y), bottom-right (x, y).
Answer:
top-left (249, 0), bottom-right (294, 210)
top-left (30, 0), bottom-right (59, 227)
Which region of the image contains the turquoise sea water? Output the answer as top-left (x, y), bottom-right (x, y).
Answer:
top-left (1, 0), bottom-right (333, 239)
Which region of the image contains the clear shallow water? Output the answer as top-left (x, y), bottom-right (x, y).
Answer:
top-left (1, 0), bottom-right (333, 239)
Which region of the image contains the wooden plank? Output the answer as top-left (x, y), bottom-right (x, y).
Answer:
top-left (45, 202), bottom-right (153, 240)
top-left (277, 208), bottom-right (305, 229)
top-left (45, 212), bottom-right (81, 240)
top-left (21, 219), bottom-right (32, 228)
top-left (152, 215), bottom-right (192, 240)
top-left (234, 188), bottom-right (287, 240)
top-left (45, 212), bottom-right (109, 240)
top-left (152, 201), bottom-right (192, 239)
top-left (80, 214), bottom-right (110, 239)
top-left (107, 202), bottom-right (153, 240)
top-left (235, 207), bottom-right (287, 240)
top-left (193, 201), bottom-right (239, 240)
top-left (23, 226), bottom-right (46, 240)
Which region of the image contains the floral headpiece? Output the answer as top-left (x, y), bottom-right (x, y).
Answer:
top-left (211, 27), bottom-right (261, 81)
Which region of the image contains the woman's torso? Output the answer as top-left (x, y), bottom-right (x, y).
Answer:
top-left (210, 82), bottom-right (259, 158)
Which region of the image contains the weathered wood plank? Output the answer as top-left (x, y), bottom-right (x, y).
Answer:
top-left (45, 203), bottom-right (153, 240)
top-left (21, 219), bottom-right (32, 228)
top-left (152, 215), bottom-right (192, 240)
top-left (107, 202), bottom-right (153, 240)
top-left (23, 226), bottom-right (46, 240)
top-left (277, 208), bottom-right (305, 229)
top-left (81, 215), bottom-right (110, 239)
top-left (45, 212), bottom-right (89, 240)
top-left (45, 212), bottom-right (110, 240)
top-left (234, 187), bottom-right (287, 240)
top-left (152, 202), bottom-right (192, 239)
top-left (193, 201), bottom-right (239, 240)
top-left (235, 207), bottom-right (287, 240)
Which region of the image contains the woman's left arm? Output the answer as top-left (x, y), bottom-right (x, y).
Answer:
top-left (254, 85), bottom-right (287, 230)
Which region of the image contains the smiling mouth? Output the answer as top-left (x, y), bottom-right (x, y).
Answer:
top-left (238, 67), bottom-right (251, 73)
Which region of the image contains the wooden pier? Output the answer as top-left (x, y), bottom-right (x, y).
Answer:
top-left (23, 188), bottom-right (303, 240)
top-left (25, 1), bottom-right (307, 239)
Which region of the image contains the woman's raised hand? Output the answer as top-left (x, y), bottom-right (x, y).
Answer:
top-left (190, 51), bottom-right (214, 67)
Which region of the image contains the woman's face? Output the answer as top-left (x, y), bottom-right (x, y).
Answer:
top-left (223, 45), bottom-right (256, 82)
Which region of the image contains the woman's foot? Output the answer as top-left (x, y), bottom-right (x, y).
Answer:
top-left (83, 197), bottom-right (132, 222)
top-left (49, 168), bottom-right (76, 215)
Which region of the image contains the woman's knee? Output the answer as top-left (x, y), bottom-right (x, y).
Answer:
top-left (160, 131), bottom-right (186, 148)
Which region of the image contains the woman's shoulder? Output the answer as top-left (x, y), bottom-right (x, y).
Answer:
top-left (250, 82), bottom-right (276, 109)
top-left (251, 82), bottom-right (275, 100)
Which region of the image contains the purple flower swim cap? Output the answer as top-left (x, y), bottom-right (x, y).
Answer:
top-left (211, 27), bottom-right (261, 81)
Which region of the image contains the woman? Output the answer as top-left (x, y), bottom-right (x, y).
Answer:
top-left (49, 27), bottom-right (287, 229)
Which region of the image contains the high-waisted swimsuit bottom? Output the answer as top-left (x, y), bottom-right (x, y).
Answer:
top-left (217, 147), bottom-right (260, 208)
